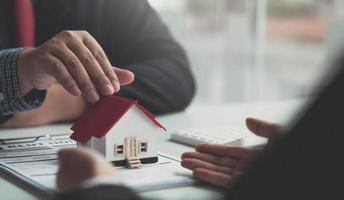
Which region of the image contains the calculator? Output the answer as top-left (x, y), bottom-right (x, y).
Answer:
top-left (169, 126), bottom-right (247, 147)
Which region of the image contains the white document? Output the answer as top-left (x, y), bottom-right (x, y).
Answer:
top-left (0, 134), bottom-right (194, 198)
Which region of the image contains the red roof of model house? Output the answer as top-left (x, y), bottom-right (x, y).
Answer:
top-left (70, 95), bottom-right (166, 144)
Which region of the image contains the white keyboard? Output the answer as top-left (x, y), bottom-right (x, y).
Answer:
top-left (170, 126), bottom-right (247, 147)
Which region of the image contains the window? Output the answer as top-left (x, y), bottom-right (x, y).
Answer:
top-left (115, 144), bottom-right (124, 155)
top-left (140, 142), bottom-right (148, 152)
top-left (149, 0), bottom-right (343, 103)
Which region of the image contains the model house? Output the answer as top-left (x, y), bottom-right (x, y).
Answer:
top-left (70, 96), bottom-right (166, 168)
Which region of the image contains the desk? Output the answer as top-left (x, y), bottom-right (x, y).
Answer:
top-left (0, 99), bottom-right (305, 200)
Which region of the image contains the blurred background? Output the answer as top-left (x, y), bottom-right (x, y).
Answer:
top-left (148, 0), bottom-right (344, 104)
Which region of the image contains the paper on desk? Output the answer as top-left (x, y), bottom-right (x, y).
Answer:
top-left (0, 135), bottom-right (194, 196)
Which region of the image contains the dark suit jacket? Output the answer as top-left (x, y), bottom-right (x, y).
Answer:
top-left (0, 0), bottom-right (195, 115)
top-left (226, 54), bottom-right (344, 199)
top-left (56, 54), bottom-right (344, 200)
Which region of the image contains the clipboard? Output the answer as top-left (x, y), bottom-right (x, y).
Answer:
top-left (0, 134), bottom-right (195, 198)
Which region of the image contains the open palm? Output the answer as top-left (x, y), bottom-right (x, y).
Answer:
top-left (181, 118), bottom-right (286, 188)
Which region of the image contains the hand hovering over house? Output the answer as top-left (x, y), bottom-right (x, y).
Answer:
top-left (17, 30), bottom-right (135, 104)
top-left (181, 118), bottom-right (287, 188)
top-left (57, 148), bottom-right (116, 191)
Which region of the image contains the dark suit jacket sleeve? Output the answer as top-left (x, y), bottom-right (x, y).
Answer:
top-left (36, 0), bottom-right (196, 115)
top-left (108, 0), bottom-right (196, 115)
top-left (226, 57), bottom-right (344, 200)
top-left (55, 185), bottom-right (142, 200)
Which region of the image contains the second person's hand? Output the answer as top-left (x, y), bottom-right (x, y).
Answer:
top-left (16, 30), bottom-right (135, 104)
top-left (57, 148), bottom-right (116, 191)
top-left (181, 117), bottom-right (287, 188)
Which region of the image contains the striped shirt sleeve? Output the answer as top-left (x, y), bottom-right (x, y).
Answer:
top-left (0, 48), bottom-right (46, 117)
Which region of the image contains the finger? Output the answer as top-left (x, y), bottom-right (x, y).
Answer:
top-left (50, 45), bottom-right (100, 103)
top-left (57, 148), bottom-right (97, 191)
top-left (58, 148), bottom-right (115, 176)
top-left (182, 152), bottom-right (238, 168)
top-left (236, 148), bottom-right (263, 170)
top-left (81, 32), bottom-right (120, 92)
top-left (193, 168), bottom-right (233, 188)
top-left (67, 40), bottom-right (115, 96)
top-left (58, 148), bottom-right (100, 171)
top-left (58, 148), bottom-right (91, 164)
top-left (57, 148), bottom-right (80, 170)
top-left (56, 169), bottom-right (66, 191)
top-left (113, 67), bottom-right (135, 85)
top-left (196, 144), bottom-right (248, 159)
top-left (181, 158), bottom-right (234, 174)
top-left (43, 55), bottom-right (81, 96)
top-left (246, 118), bottom-right (286, 139)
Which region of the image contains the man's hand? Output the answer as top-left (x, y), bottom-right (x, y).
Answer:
top-left (181, 118), bottom-right (286, 188)
top-left (57, 148), bottom-right (116, 191)
top-left (17, 30), bottom-right (134, 103)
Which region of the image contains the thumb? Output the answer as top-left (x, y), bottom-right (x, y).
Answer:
top-left (246, 118), bottom-right (286, 140)
top-left (113, 67), bottom-right (135, 86)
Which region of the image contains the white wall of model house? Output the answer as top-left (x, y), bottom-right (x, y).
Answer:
top-left (84, 105), bottom-right (160, 162)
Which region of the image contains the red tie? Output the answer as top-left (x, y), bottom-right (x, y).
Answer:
top-left (15, 0), bottom-right (35, 47)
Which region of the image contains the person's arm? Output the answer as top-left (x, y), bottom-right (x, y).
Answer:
top-left (0, 48), bottom-right (46, 124)
top-left (1, 30), bottom-right (134, 128)
top-left (78, 0), bottom-right (196, 114)
top-left (3, 0), bottom-right (195, 128)
top-left (2, 85), bottom-right (88, 128)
